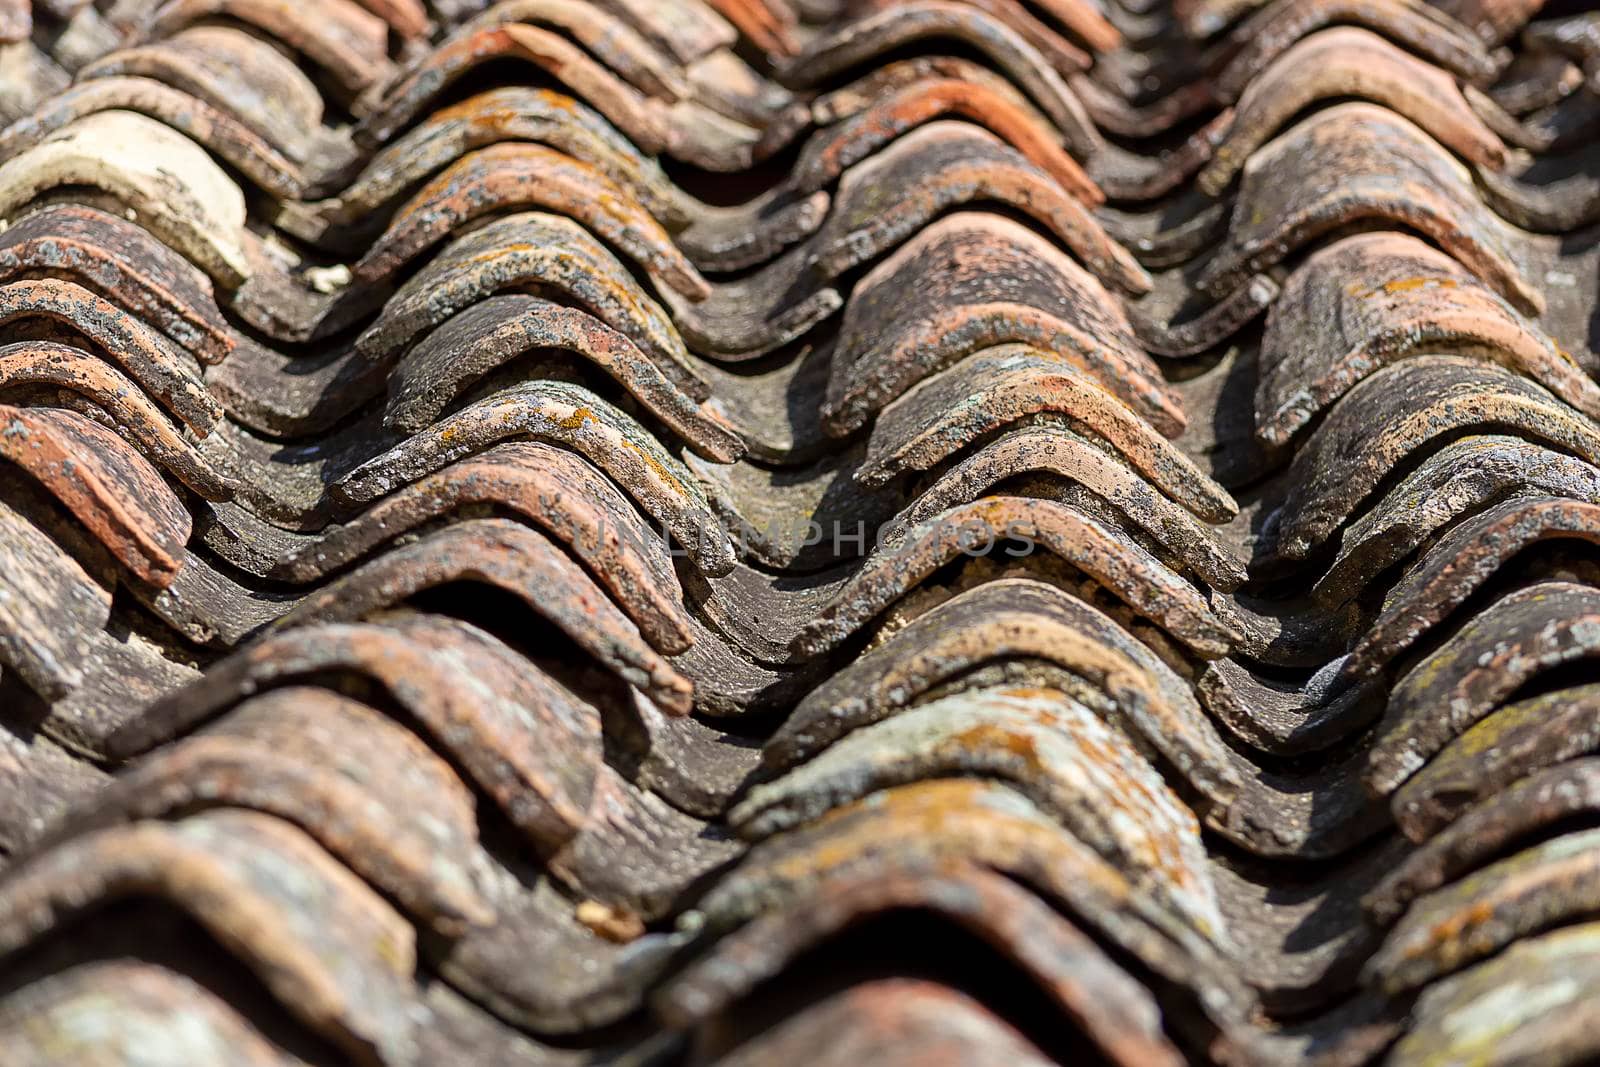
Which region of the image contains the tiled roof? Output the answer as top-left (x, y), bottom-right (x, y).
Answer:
top-left (1, 0), bottom-right (1598, 1063)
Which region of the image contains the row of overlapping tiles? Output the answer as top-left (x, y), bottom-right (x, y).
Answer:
top-left (1, 0), bottom-right (1599, 1063)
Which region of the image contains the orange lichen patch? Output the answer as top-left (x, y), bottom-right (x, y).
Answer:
top-left (1348, 276), bottom-right (1461, 297)
top-left (1411, 899), bottom-right (1498, 960)
top-left (699, 777), bottom-right (1246, 1025)
top-left (575, 900), bottom-right (646, 942)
